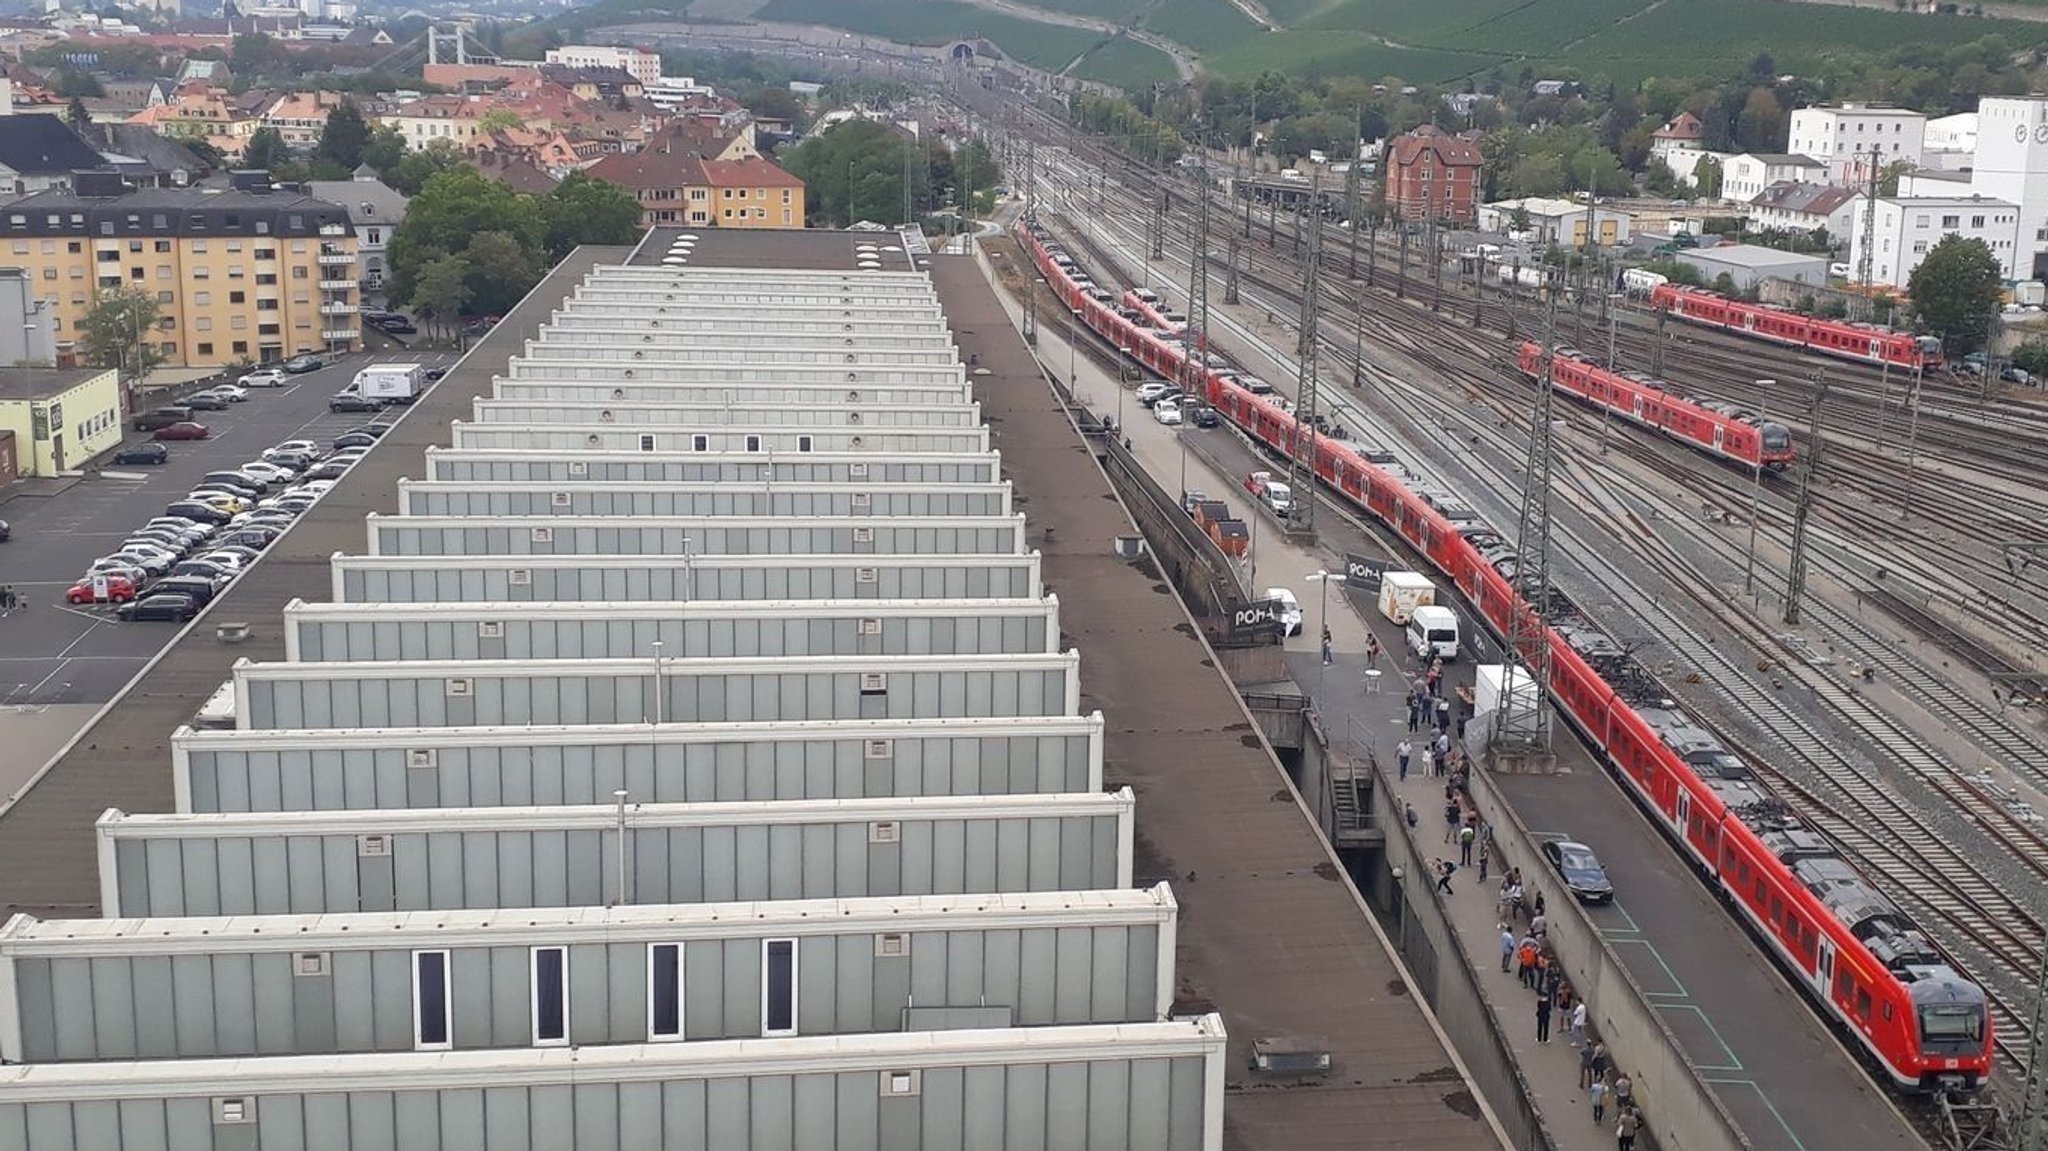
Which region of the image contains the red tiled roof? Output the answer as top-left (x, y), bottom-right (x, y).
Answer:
top-left (1388, 124), bottom-right (1482, 168)
top-left (701, 157), bottom-right (803, 189)
top-left (585, 147), bottom-right (707, 190)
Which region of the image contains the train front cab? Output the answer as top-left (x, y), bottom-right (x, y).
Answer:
top-left (1907, 977), bottom-right (1990, 1093)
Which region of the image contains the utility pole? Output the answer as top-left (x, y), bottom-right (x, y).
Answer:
top-left (1857, 144), bottom-right (1882, 291)
top-left (1021, 138), bottom-right (1037, 347)
top-left (1224, 228), bottom-right (1241, 305)
top-left (1781, 370), bottom-right (1829, 625)
top-left (1495, 297), bottom-right (1561, 752)
top-left (1345, 107), bottom-right (1363, 280)
top-left (1396, 224), bottom-right (1409, 300)
top-left (2013, 936), bottom-right (2048, 1151)
top-left (1182, 153), bottom-right (1212, 423)
top-left (1283, 172), bottom-right (1324, 539)
top-left (1147, 188), bottom-right (1165, 285)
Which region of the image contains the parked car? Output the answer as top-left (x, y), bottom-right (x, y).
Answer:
top-left (240, 368), bottom-right (288, 388)
top-left (149, 576), bottom-right (219, 606)
top-left (201, 545), bottom-right (261, 567)
top-left (0, 518), bottom-right (9, 542)
top-left (372, 316), bottom-right (418, 335)
top-left (329, 393), bottom-right (382, 413)
top-left (331, 431), bottom-right (379, 451)
top-left (183, 492), bottom-right (249, 514)
top-left (359, 422), bottom-right (395, 439)
top-left (112, 442), bottom-right (170, 465)
top-left (1262, 587), bottom-right (1303, 637)
top-left (84, 561), bottom-right (145, 586)
top-left (282, 354), bottom-right (324, 373)
top-left (207, 384), bottom-right (250, 403)
top-left (219, 528), bottom-right (281, 550)
top-left (1153, 399), bottom-right (1184, 425)
top-left (238, 461), bottom-right (294, 484)
top-left (171, 559), bottom-right (235, 582)
top-left (67, 574), bottom-right (138, 604)
top-left (106, 549), bottom-right (176, 576)
top-left (1541, 839), bottom-right (1615, 904)
top-left (153, 421), bottom-right (211, 441)
top-left (163, 500), bottom-right (230, 525)
top-left (1135, 382), bottom-right (1171, 406)
top-left (423, 367), bottom-right (448, 382)
top-left (117, 592), bottom-right (199, 622)
top-left (182, 393), bottom-right (227, 411)
top-left (1191, 405), bottom-right (1220, 428)
top-left (132, 406), bottom-right (193, 431)
top-left (270, 440), bottom-right (320, 457)
top-left (202, 470), bottom-right (269, 494)
top-left (303, 460), bottom-right (352, 481)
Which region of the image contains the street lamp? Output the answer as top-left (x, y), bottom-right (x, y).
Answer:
top-left (1305, 570), bottom-right (1346, 701)
top-left (1742, 378), bottom-right (1774, 595)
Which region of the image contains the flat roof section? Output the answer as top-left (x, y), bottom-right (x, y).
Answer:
top-left (0, 246), bottom-right (632, 918)
top-left (0, 367), bottom-right (107, 400)
top-left (929, 255), bottom-right (1505, 1148)
top-left (632, 226), bottom-right (923, 272)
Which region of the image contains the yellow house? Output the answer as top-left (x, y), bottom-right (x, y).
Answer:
top-left (0, 366), bottom-right (121, 475)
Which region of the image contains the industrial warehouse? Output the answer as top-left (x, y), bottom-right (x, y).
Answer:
top-left (0, 228), bottom-right (1496, 1150)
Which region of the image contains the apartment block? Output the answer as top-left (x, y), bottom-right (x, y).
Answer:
top-left (0, 172), bottom-right (360, 367)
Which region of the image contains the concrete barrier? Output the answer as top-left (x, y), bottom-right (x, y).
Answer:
top-left (1465, 764), bottom-right (1754, 1151)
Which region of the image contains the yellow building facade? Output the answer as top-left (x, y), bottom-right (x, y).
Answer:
top-left (0, 366), bottom-right (121, 475)
top-left (0, 178), bottom-right (360, 368)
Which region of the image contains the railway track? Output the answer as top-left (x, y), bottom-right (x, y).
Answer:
top-left (1026, 171), bottom-right (2048, 1084)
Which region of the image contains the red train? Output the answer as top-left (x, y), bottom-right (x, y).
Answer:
top-left (1514, 341), bottom-right (1795, 470)
top-left (1017, 218), bottom-right (1993, 1093)
top-left (1649, 283), bottom-right (1943, 371)
top-left (1121, 288), bottom-right (1183, 334)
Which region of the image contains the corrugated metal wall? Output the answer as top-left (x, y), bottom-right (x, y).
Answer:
top-left (240, 664), bottom-right (1075, 729)
top-left (335, 558), bottom-right (1039, 605)
top-left (399, 486), bottom-right (1009, 519)
top-left (109, 812), bottom-right (1126, 916)
top-left (291, 610), bottom-right (1053, 662)
top-left (427, 458), bottom-right (997, 484)
top-left (471, 403), bottom-right (980, 429)
top-left (368, 520), bottom-right (1023, 558)
top-left (180, 728), bottom-right (1100, 812)
top-left (10, 922), bottom-right (1160, 1060)
top-left (448, 428), bottom-right (990, 454)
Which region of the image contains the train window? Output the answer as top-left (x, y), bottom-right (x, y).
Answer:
top-left (1835, 969), bottom-right (1853, 1001)
top-left (1770, 894), bottom-right (1783, 924)
top-left (1856, 988), bottom-right (1873, 1021)
top-left (1754, 877), bottom-right (1766, 902)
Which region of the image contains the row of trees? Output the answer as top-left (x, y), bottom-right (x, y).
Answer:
top-left (782, 120), bottom-right (997, 228)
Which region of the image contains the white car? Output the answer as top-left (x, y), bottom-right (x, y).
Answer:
top-left (1263, 587), bottom-right (1303, 637)
top-left (193, 550), bottom-right (245, 571)
top-left (1153, 399), bottom-right (1183, 425)
top-left (238, 461), bottom-right (295, 483)
top-left (241, 369), bottom-right (288, 388)
top-left (207, 384), bottom-right (250, 402)
top-left (1135, 381), bottom-right (1171, 405)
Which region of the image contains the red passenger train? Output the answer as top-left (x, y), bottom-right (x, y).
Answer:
top-left (1513, 341), bottom-right (1796, 471)
top-left (1649, 284), bottom-right (1943, 371)
top-left (1017, 218), bottom-right (1993, 1093)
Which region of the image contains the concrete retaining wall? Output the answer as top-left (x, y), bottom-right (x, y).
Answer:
top-left (1465, 764), bottom-right (1753, 1151)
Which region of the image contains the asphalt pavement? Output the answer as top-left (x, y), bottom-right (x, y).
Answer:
top-left (0, 351), bottom-right (453, 778)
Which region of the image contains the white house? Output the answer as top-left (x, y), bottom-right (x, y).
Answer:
top-left (1660, 145), bottom-right (1733, 190)
top-left (1848, 194), bottom-right (2019, 291)
top-left (1722, 154), bottom-right (1826, 203)
top-left (1478, 197), bottom-right (1633, 246)
top-left (1968, 96), bottom-right (2048, 280)
top-left (308, 168), bottom-right (409, 293)
top-left (1747, 181), bottom-right (1859, 241)
top-left (1787, 103), bottom-right (1925, 186)
top-left (544, 45), bottom-right (662, 86)
top-left (1922, 112), bottom-right (1977, 171)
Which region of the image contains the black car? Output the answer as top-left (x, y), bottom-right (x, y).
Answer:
top-left (424, 367), bottom-right (447, 381)
top-left (283, 355), bottom-right (325, 373)
top-left (1191, 405), bottom-right (1220, 428)
top-left (117, 592), bottom-right (199, 622)
top-left (183, 393), bottom-right (228, 411)
top-left (202, 470), bottom-right (269, 494)
top-left (1541, 839), bottom-right (1616, 904)
top-left (332, 431), bottom-right (379, 451)
top-left (220, 528), bottom-right (280, 550)
top-left (112, 442), bottom-right (170, 465)
top-left (163, 500), bottom-right (231, 525)
top-left (303, 461), bottom-right (351, 481)
top-left (148, 577), bottom-right (218, 606)
top-left (329, 394), bottom-right (381, 413)
top-left (171, 559), bottom-right (234, 582)
top-left (373, 317), bottom-right (418, 335)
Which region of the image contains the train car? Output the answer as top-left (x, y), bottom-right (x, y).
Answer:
top-left (1514, 341), bottom-right (1795, 470)
top-left (1649, 284), bottom-right (1943, 371)
top-left (1010, 217), bottom-right (1992, 1094)
top-left (1619, 268), bottom-right (1668, 298)
top-left (1122, 289), bottom-right (1183, 334)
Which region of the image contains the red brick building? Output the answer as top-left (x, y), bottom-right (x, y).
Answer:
top-left (1384, 125), bottom-right (1485, 226)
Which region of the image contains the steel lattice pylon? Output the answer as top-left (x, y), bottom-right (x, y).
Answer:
top-left (1283, 174), bottom-right (1324, 536)
top-left (1494, 307), bottom-right (1558, 751)
top-left (1181, 160), bottom-right (1211, 411)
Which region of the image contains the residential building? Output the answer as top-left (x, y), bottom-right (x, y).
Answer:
top-left (1849, 194), bottom-right (2020, 290)
top-left (259, 90), bottom-right (348, 148)
top-left (545, 44), bottom-right (662, 86)
top-left (1967, 96), bottom-right (2048, 279)
top-left (1721, 153), bottom-right (1825, 202)
top-left (0, 173), bottom-right (360, 368)
top-left (587, 146), bottom-right (804, 228)
top-left (1383, 124), bottom-right (1484, 225)
top-left (1787, 103), bottom-right (1925, 186)
top-left (1478, 196), bottom-right (1633, 246)
top-left (538, 64), bottom-right (643, 103)
top-left (125, 81), bottom-right (253, 157)
top-left (469, 148), bottom-right (560, 194)
top-left (1650, 111), bottom-right (1704, 159)
top-left (1676, 244), bottom-right (1828, 292)
top-left (0, 115), bottom-right (110, 194)
top-left (307, 168), bottom-right (408, 292)
top-left (85, 122), bottom-right (210, 187)
top-left (1660, 144), bottom-right (1733, 189)
top-left (0, 366), bottom-right (120, 475)
top-left (1923, 112), bottom-right (1977, 171)
top-left (0, 266), bottom-right (56, 364)
top-left (1746, 181), bottom-right (1859, 240)
top-left (378, 94), bottom-right (492, 149)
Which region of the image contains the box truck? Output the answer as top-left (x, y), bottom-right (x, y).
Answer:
top-left (351, 362), bottom-right (428, 405)
top-left (1376, 571), bottom-right (1436, 624)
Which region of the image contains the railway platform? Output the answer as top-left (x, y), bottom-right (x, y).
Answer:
top-left (978, 234), bottom-right (1926, 1151)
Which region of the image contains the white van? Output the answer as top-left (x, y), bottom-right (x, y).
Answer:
top-left (1407, 604), bottom-right (1460, 661)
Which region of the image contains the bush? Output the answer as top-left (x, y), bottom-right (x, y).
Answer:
top-left (2011, 338), bottom-right (2048, 378)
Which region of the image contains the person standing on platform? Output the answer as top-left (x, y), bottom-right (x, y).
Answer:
top-left (1397, 738), bottom-right (1413, 781)
top-left (1435, 694), bottom-right (1452, 732)
top-left (1500, 923), bottom-right (1515, 972)
top-left (1570, 998), bottom-right (1588, 1048)
top-left (1534, 993), bottom-right (1553, 1043)
top-left (1443, 799), bottom-right (1461, 844)
top-left (1365, 632), bottom-right (1381, 666)
top-left (1612, 1071), bottom-right (1632, 1112)
top-left (1589, 1078), bottom-right (1608, 1125)
top-left (1320, 625), bottom-right (1333, 666)
top-left (1404, 801), bottom-right (1419, 829)
top-left (1580, 1038), bottom-right (1599, 1088)
top-left (1407, 691), bottom-right (1423, 733)
top-left (1459, 822), bottom-right (1475, 866)
top-left (1616, 1106), bottom-right (1640, 1151)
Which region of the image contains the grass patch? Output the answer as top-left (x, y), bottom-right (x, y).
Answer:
top-left (755, 0), bottom-right (1108, 71)
top-left (1208, 28), bottom-right (1498, 82)
top-left (1071, 33), bottom-right (1182, 84)
top-left (1144, 0), bottom-right (1267, 53)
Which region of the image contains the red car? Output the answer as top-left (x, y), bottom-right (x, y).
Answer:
top-left (154, 421), bottom-right (211, 441)
top-left (66, 574), bottom-right (138, 604)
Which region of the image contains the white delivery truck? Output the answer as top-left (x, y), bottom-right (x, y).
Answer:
top-left (352, 362), bottom-right (427, 405)
top-left (1407, 604), bottom-right (1460, 661)
top-left (1376, 571), bottom-right (1436, 624)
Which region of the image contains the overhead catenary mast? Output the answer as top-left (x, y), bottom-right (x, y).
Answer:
top-left (1282, 174), bottom-right (1324, 539)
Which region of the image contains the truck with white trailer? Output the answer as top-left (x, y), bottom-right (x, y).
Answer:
top-left (350, 361), bottom-right (428, 404)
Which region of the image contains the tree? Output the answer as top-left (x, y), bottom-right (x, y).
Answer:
top-left (410, 254), bottom-right (471, 340)
top-left (477, 108), bottom-right (523, 133)
top-left (460, 230), bottom-right (541, 317)
top-left (385, 139), bottom-right (465, 196)
top-left (79, 286), bottom-right (167, 381)
top-left (1908, 235), bottom-right (2003, 355)
top-left (387, 167), bottom-right (544, 307)
top-left (67, 97), bottom-right (90, 134)
top-left (241, 127), bottom-right (288, 174)
top-left (1692, 154), bottom-right (1723, 198)
top-left (361, 125), bottom-right (405, 175)
top-left (317, 98), bottom-right (371, 169)
top-left (540, 172), bottom-right (644, 260)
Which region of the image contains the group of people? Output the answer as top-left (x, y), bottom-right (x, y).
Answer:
top-left (1393, 729), bottom-right (1459, 783)
top-left (0, 585), bottom-right (18, 612)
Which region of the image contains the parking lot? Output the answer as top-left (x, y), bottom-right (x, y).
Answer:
top-left (0, 351), bottom-right (454, 772)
